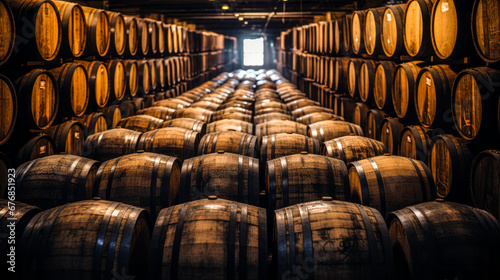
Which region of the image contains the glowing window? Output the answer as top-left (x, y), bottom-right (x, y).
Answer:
top-left (243, 37), bottom-right (264, 66)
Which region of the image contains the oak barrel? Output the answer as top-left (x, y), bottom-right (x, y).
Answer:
top-left (364, 7), bottom-right (386, 56)
top-left (53, 1), bottom-right (86, 58)
top-left (136, 106), bottom-right (175, 120)
top-left (351, 10), bottom-right (366, 55)
top-left (381, 4), bottom-right (406, 57)
top-left (365, 109), bottom-right (388, 140)
top-left (292, 105), bottom-right (333, 119)
top-left (123, 60), bottom-right (139, 97)
top-left (162, 118), bottom-right (206, 135)
top-left (0, 0), bottom-right (14, 66)
top-left (106, 11), bottom-right (126, 56)
top-left (0, 74), bottom-right (17, 145)
top-left (256, 120), bottom-right (308, 138)
top-left (76, 60), bottom-right (110, 109)
top-left (399, 125), bottom-right (433, 164)
top-left (254, 113), bottom-right (291, 125)
top-left (347, 58), bottom-right (362, 98)
top-left (83, 128), bottom-right (142, 161)
top-left (81, 6), bottom-right (110, 57)
top-left (198, 131), bottom-right (259, 157)
top-left (309, 120), bottom-right (363, 143)
top-left (173, 108), bottom-right (213, 122)
top-left (472, 0), bottom-right (500, 63)
top-left (374, 61), bottom-right (397, 112)
top-left (404, 0), bottom-right (435, 57)
top-left (74, 112), bottom-right (107, 137)
top-left (123, 16), bottom-right (138, 57)
top-left (470, 150), bottom-right (500, 221)
top-left (106, 60), bottom-right (126, 103)
top-left (392, 61), bottom-right (423, 121)
top-left (137, 127), bottom-right (200, 162)
top-left (101, 105), bottom-right (121, 129)
top-left (359, 59), bottom-right (377, 104)
top-left (208, 120), bottom-right (254, 134)
top-left (138, 60), bottom-right (151, 95)
top-left (48, 62), bottom-right (89, 117)
top-left (296, 112), bottom-right (343, 125)
top-left (136, 18), bottom-right (150, 57)
top-left (260, 133), bottom-right (321, 167)
top-left (323, 135), bottom-right (387, 164)
top-left (353, 102), bottom-right (370, 129)
top-left (43, 120), bottom-right (85, 156)
top-left (380, 117), bottom-right (405, 155)
top-left (16, 135), bottom-right (56, 165)
top-left (118, 115), bottom-right (164, 133)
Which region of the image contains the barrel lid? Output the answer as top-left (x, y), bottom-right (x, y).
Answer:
top-left (217, 150), bottom-right (225, 154)
top-left (322, 196), bottom-right (333, 201)
top-left (301, 151), bottom-right (308, 155)
top-left (208, 195), bottom-right (217, 200)
top-left (93, 197), bottom-right (102, 200)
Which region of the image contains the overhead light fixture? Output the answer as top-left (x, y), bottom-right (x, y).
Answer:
top-left (244, 21), bottom-right (248, 25)
top-left (222, 5), bottom-right (229, 10)
top-left (238, 17), bottom-right (244, 21)
top-left (234, 13), bottom-right (239, 17)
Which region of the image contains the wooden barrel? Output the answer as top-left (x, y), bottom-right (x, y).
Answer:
top-left (191, 101), bottom-right (220, 111)
top-left (348, 58), bottom-right (362, 98)
top-left (119, 99), bottom-right (137, 117)
top-left (470, 150), bottom-right (500, 221)
top-left (374, 61), bottom-right (397, 112)
top-left (261, 133), bottom-right (320, 167)
top-left (349, 154), bottom-right (435, 217)
top-left (123, 16), bottom-right (138, 57)
top-left (74, 112), bottom-right (107, 137)
top-left (106, 60), bottom-right (126, 103)
top-left (431, 0), bottom-right (474, 60)
top-left (359, 59), bottom-right (377, 104)
top-left (292, 106), bottom-right (333, 119)
top-left (101, 105), bottom-right (121, 129)
top-left (472, 0), bottom-right (500, 63)
top-left (353, 102), bottom-right (370, 129)
top-left (334, 57), bottom-right (350, 92)
top-left (429, 134), bottom-right (473, 202)
top-left (42, 120), bottom-right (85, 155)
top-left (296, 112), bottom-right (343, 125)
top-left (392, 61), bottom-right (423, 121)
top-left (147, 59), bottom-right (158, 92)
top-left (16, 135), bottom-right (56, 165)
top-left (380, 117), bottom-right (405, 155)
top-left (156, 21), bottom-right (165, 55)
top-left (19, 199), bottom-right (151, 279)
top-left (6, 0), bottom-right (61, 61)
top-left (76, 60), bottom-right (110, 109)
top-left (256, 120), bottom-right (308, 138)
top-left (267, 153), bottom-right (349, 211)
top-left (404, 0), bottom-right (435, 57)
top-left (351, 10), bottom-right (366, 55)
top-left (53, 1), bottom-right (87, 58)
top-left (219, 101), bottom-right (253, 111)
top-left (81, 6), bottom-right (110, 57)
top-left (415, 64), bottom-right (458, 128)
top-left (452, 67), bottom-right (500, 141)
top-left (323, 135), bottom-right (387, 164)
top-left (173, 108), bottom-right (213, 123)
top-left (364, 7), bottom-right (385, 56)
top-left (15, 69), bottom-right (58, 130)
top-left (106, 11), bottom-right (126, 56)
top-left (207, 120), bottom-right (254, 134)
top-left (388, 201), bottom-right (500, 279)
top-left (93, 152), bottom-right (180, 218)
top-left (162, 118), bottom-right (206, 135)
top-left (145, 19), bottom-right (158, 55)
top-left (83, 128), bottom-right (142, 161)
top-left (138, 60), bottom-right (151, 95)
top-left (341, 14), bottom-right (353, 55)
top-left (123, 60), bottom-right (139, 96)
top-left (253, 113), bottom-right (291, 125)
top-left (334, 18), bottom-right (343, 54)
top-left (365, 109), bottom-right (387, 140)
top-left (255, 101), bottom-right (287, 112)
top-left (136, 106), bottom-right (175, 120)
top-left (198, 131), bottom-right (259, 157)
top-left (309, 120), bottom-right (363, 143)
top-left (399, 125), bottom-right (433, 164)
top-left (149, 198), bottom-right (268, 280)
top-left (215, 107), bottom-right (253, 117)
top-left (179, 152), bottom-right (260, 205)
top-left (118, 115), bottom-right (164, 133)
top-left (136, 19), bottom-right (149, 57)
top-left (15, 154), bottom-right (99, 209)
top-left (0, 75), bottom-right (17, 145)
top-left (0, 0), bottom-right (14, 66)
top-left (381, 4), bottom-right (406, 57)
top-left (48, 63), bottom-right (88, 118)
top-left (274, 199), bottom-right (395, 279)
top-left (137, 127), bottom-right (200, 161)
top-left (340, 97), bottom-right (357, 123)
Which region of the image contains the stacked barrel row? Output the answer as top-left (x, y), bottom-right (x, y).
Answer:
top-left (2, 70), bottom-right (499, 279)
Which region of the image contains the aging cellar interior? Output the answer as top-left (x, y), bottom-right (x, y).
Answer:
top-left (0, 0), bottom-right (500, 279)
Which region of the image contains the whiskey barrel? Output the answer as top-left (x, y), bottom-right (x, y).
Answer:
top-left (374, 61), bottom-right (397, 112)
top-left (136, 106), bottom-right (175, 120)
top-left (404, 0), bottom-right (435, 57)
top-left (347, 58), bottom-right (362, 98)
top-left (296, 112), bottom-right (343, 125)
top-left (353, 102), bottom-right (370, 129)
top-left (147, 59), bottom-right (158, 92)
top-left (76, 60), bottom-right (110, 109)
top-left (15, 69), bottom-right (58, 130)
top-left (208, 120), bottom-right (254, 134)
top-left (48, 62), bottom-right (88, 117)
top-left (137, 127), bottom-right (200, 161)
top-left (359, 59), bottom-right (377, 104)
top-left (123, 60), bottom-right (139, 97)
top-left (106, 60), bottom-right (126, 103)
top-left (364, 7), bottom-right (385, 56)
top-left (381, 4), bottom-right (406, 58)
top-left (219, 100), bottom-right (253, 111)
top-left (118, 115), bottom-right (164, 133)
top-left (340, 97), bottom-right (357, 123)
top-left (349, 154), bottom-right (435, 217)
top-left (415, 64), bottom-right (458, 128)
top-left (323, 135), bottom-right (387, 164)
top-left (267, 153), bottom-right (349, 211)
top-left (180, 152), bottom-right (260, 205)
top-left (138, 60), bottom-right (151, 95)
top-left (101, 105), bottom-right (121, 129)
top-left (309, 120), bottom-right (363, 143)
top-left (83, 128), bottom-right (142, 161)
top-left (74, 112), bottom-right (107, 137)
top-left (145, 19), bottom-right (158, 55)
top-left (136, 19), bottom-right (149, 56)
top-left (6, 0), bottom-right (61, 62)
top-left (15, 154), bottom-right (99, 209)
top-left (341, 14), bottom-right (353, 55)
top-left (20, 199), bottom-right (151, 279)
top-left (198, 131), bottom-right (259, 157)
top-left (43, 120), bottom-right (85, 155)
top-left (0, 75), bottom-right (17, 145)
top-left (191, 101), bottom-right (220, 111)
top-left (334, 57), bottom-right (350, 92)
top-left (388, 201), bottom-right (500, 280)
top-left (365, 109), bottom-right (387, 140)
top-left (16, 135), bottom-right (56, 165)
top-left (123, 16), bottom-right (138, 57)
top-left (0, 0), bottom-right (14, 66)
top-left (156, 21), bottom-right (165, 55)
top-left (81, 6), bottom-right (110, 57)
top-left (149, 198), bottom-right (268, 280)
top-left (393, 61), bottom-right (423, 121)
top-left (334, 18), bottom-right (343, 54)
top-left (351, 10), bottom-right (366, 54)
top-left (399, 125), bottom-right (433, 164)
top-left (216, 107), bottom-right (253, 116)
top-left (380, 117), bottom-right (405, 155)
top-left (470, 150), bottom-right (500, 220)
top-left (162, 118), bottom-right (206, 135)
top-left (292, 106), bottom-right (333, 119)
top-left (53, 1), bottom-right (87, 58)
top-left (173, 108), bottom-right (213, 123)
top-left (119, 99), bottom-right (138, 117)
top-left (431, 0), bottom-right (474, 60)
top-left (261, 133), bottom-right (321, 168)
top-left (429, 134), bottom-right (473, 202)
top-left (253, 113), bottom-right (291, 125)
top-left (256, 120), bottom-right (308, 138)
top-left (274, 199), bottom-right (395, 279)
top-left (93, 152), bottom-right (180, 218)
top-left (451, 67), bottom-right (500, 141)
top-left (255, 101), bottom-right (287, 112)
top-left (106, 12), bottom-right (126, 56)
top-left (472, 0), bottom-right (500, 63)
